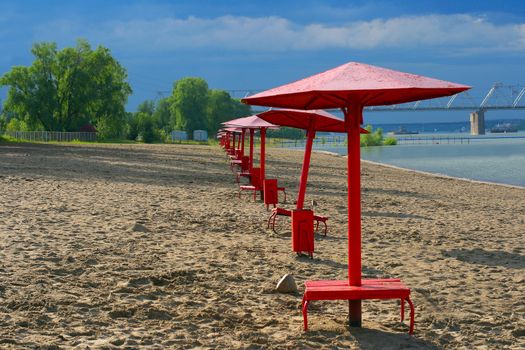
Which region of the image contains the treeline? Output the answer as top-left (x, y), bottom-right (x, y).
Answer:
top-left (128, 78), bottom-right (251, 142)
top-left (0, 40), bottom-right (251, 142)
top-left (0, 40), bottom-right (131, 139)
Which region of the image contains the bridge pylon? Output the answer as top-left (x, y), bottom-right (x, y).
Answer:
top-left (470, 110), bottom-right (485, 135)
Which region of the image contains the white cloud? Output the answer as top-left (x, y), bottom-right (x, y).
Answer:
top-left (34, 14), bottom-right (525, 54)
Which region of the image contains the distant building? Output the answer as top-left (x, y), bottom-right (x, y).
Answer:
top-left (171, 130), bottom-right (187, 141)
top-left (193, 130), bottom-right (208, 141)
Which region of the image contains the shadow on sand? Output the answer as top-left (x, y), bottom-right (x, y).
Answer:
top-left (443, 248), bottom-right (525, 269)
top-left (363, 211), bottom-right (431, 220)
top-left (0, 142), bottom-right (232, 188)
top-left (303, 326), bottom-right (440, 350)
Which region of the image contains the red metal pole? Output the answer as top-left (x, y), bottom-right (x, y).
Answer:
top-left (249, 129), bottom-right (254, 171)
top-left (345, 105), bottom-right (363, 327)
top-left (241, 129), bottom-right (245, 157)
top-left (238, 132), bottom-right (241, 150)
top-left (232, 133), bottom-right (236, 152)
top-left (296, 128), bottom-right (316, 210)
top-left (260, 127), bottom-right (266, 181)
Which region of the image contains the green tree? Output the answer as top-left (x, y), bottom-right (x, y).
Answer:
top-left (136, 112), bottom-right (157, 143)
top-left (207, 90), bottom-right (234, 133)
top-left (133, 79), bottom-right (252, 140)
top-left (137, 100), bottom-right (155, 116)
top-left (360, 125), bottom-right (396, 146)
top-left (0, 100), bottom-right (4, 130)
top-left (152, 98), bottom-right (172, 131)
top-left (0, 43), bottom-right (58, 130)
top-left (383, 137), bottom-right (397, 145)
top-left (6, 118), bottom-right (24, 132)
top-left (170, 77), bottom-right (209, 136)
top-left (126, 112), bottom-right (139, 141)
top-left (80, 43), bottom-right (131, 139)
top-left (206, 91), bottom-right (251, 134)
top-left (0, 40), bottom-right (131, 138)
top-left (230, 98), bottom-right (251, 119)
top-left (268, 127), bottom-right (305, 139)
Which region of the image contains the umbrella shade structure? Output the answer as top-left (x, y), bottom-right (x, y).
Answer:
top-left (223, 115), bottom-right (277, 129)
top-left (242, 61), bottom-right (469, 109)
top-left (257, 108), bottom-right (367, 210)
top-left (221, 127), bottom-right (242, 156)
top-left (243, 61), bottom-right (470, 331)
top-left (223, 115), bottom-right (279, 183)
top-left (258, 108), bottom-right (367, 257)
top-left (218, 129), bottom-right (231, 152)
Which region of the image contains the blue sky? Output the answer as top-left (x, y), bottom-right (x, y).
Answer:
top-left (1, 0), bottom-right (525, 123)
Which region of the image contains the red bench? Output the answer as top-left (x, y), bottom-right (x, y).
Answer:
top-left (239, 167), bottom-right (262, 200)
top-left (236, 170), bottom-right (251, 184)
top-left (267, 207), bottom-right (328, 235)
top-left (239, 169), bottom-right (286, 203)
top-left (302, 279), bottom-right (414, 334)
top-left (230, 159), bottom-right (242, 171)
top-left (232, 157), bottom-right (251, 177)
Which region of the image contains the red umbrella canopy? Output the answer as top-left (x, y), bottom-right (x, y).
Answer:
top-left (222, 115), bottom-right (279, 129)
top-left (222, 127), bottom-right (242, 132)
top-left (257, 108), bottom-right (368, 133)
top-left (242, 62), bottom-right (470, 109)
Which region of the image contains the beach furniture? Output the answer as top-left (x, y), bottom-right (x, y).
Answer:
top-left (218, 130), bottom-right (230, 152)
top-left (223, 116), bottom-right (287, 204)
top-left (262, 179), bottom-right (288, 209)
top-left (239, 167), bottom-right (261, 200)
top-left (234, 128), bottom-right (255, 183)
top-left (243, 61), bottom-right (470, 333)
top-left (229, 130), bottom-right (252, 175)
top-left (267, 207), bottom-right (328, 235)
top-left (301, 279), bottom-right (414, 333)
top-left (257, 108), bottom-right (368, 257)
top-left (221, 128), bottom-right (243, 170)
top-left (220, 129), bottom-right (238, 156)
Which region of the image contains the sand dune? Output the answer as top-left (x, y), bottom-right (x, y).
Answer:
top-left (0, 142), bottom-right (523, 349)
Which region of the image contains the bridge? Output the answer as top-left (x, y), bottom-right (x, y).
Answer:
top-left (225, 84), bottom-right (525, 111)
top-left (223, 84), bottom-right (525, 135)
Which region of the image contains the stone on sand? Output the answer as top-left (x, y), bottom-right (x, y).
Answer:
top-left (131, 223), bottom-right (149, 232)
top-left (276, 274), bottom-right (297, 293)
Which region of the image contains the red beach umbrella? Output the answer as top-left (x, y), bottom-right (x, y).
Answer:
top-left (243, 61), bottom-right (470, 329)
top-left (257, 108), bottom-right (367, 210)
top-left (223, 116), bottom-right (279, 180)
top-left (222, 127), bottom-right (242, 154)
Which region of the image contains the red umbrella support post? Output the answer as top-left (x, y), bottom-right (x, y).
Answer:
top-left (249, 129), bottom-right (254, 171)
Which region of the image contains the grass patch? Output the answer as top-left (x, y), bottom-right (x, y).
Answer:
top-left (0, 135), bottom-right (25, 143)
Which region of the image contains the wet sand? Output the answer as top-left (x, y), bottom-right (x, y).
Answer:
top-left (0, 142), bottom-right (524, 349)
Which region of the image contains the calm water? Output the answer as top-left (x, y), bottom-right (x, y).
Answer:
top-left (320, 137), bottom-right (525, 187)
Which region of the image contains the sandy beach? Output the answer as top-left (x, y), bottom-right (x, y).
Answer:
top-left (0, 142), bottom-right (524, 349)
